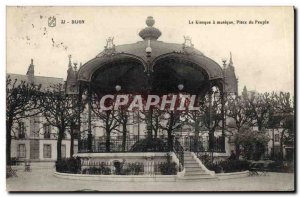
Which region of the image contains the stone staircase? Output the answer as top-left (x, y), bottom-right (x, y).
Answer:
top-left (179, 151), bottom-right (216, 181)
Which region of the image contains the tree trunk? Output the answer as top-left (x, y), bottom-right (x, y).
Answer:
top-left (154, 117), bottom-right (159, 139)
top-left (235, 128), bottom-right (241, 159)
top-left (280, 130), bottom-right (285, 160)
top-left (146, 109), bottom-right (153, 138)
top-left (167, 128), bottom-right (173, 151)
top-left (209, 130), bottom-right (214, 151)
top-left (6, 117), bottom-right (13, 166)
top-left (70, 125), bottom-right (74, 157)
top-left (105, 129), bottom-right (111, 152)
top-left (257, 119), bottom-right (262, 131)
top-left (122, 123), bottom-right (127, 152)
top-left (57, 127), bottom-right (64, 162)
top-left (194, 119), bottom-right (200, 152)
top-left (167, 112), bottom-right (174, 151)
top-left (235, 143), bottom-right (241, 160)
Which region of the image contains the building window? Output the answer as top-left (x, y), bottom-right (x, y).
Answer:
top-left (30, 140), bottom-right (39, 159)
top-left (43, 144), bottom-right (52, 158)
top-left (17, 144), bottom-right (26, 158)
top-left (18, 122), bottom-right (26, 139)
top-left (275, 134), bottom-right (279, 142)
top-left (43, 124), bottom-right (51, 139)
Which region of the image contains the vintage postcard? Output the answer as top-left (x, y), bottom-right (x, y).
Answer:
top-left (6, 6), bottom-right (294, 192)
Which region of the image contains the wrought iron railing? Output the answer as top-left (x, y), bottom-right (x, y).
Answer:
top-left (177, 136), bottom-right (225, 153)
top-left (78, 135), bottom-right (170, 153)
top-left (78, 135), bottom-right (225, 154)
top-left (173, 138), bottom-right (184, 169)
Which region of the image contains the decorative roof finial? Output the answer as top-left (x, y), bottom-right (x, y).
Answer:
top-left (183, 36), bottom-right (194, 48)
top-left (73, 62), bottom-right (78, 71)
top-left (146, 16), bottom-right (155, 27)
top-left (139, 16), bottom-right (161, 40)
top-left (104, 37), bottom-right (115, 50)
top-left (222, 58), bottom-right (227, 69)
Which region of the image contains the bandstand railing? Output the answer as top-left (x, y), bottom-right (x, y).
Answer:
top-left (78, 135), bottom-right (170, 153)
top-left (177, 136), bottom-right (225, 153)
top-left (78, 135), bottom-right (224, 154)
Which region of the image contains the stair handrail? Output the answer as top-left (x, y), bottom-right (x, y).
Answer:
top-left (173, 138), bottom-right (184, 170)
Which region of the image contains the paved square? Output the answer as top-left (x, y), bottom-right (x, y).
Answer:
top-left (6, 167), bottom-right (294, 192)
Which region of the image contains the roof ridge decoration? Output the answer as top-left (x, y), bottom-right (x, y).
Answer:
top-left (183, 36), bottom-right (194, 48)
top-left (139, 16), bottom-right (162, 40)
top-left (101, 37), bottom-right (117, 56)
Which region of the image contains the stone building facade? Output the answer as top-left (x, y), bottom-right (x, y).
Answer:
top-left (8, 59), bottom-right (78, 163)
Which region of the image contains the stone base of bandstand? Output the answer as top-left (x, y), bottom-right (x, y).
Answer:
top-left (54, 152), bottom-right (249, 182)
top-left (74, 152), bottom-right (175, 175)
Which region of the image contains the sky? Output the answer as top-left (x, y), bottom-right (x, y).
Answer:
top-left (6, 6), bottom-right (294, 94)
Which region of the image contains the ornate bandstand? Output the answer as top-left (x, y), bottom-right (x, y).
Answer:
top-left (65, 16), bottom-right (238, 174)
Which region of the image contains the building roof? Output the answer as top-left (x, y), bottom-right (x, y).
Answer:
top-left (7, 73), bottom-right (63, 90)
top-left (77, 16), bottom-right (224, 83)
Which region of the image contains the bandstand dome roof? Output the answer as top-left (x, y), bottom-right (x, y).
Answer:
top-left (77, 16), bottom-right (224, 94)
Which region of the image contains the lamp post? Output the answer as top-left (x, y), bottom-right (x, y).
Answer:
top-left (145, 40), bottom-right (153, 138)
top-left (221, 58), bottom-right (227, 153)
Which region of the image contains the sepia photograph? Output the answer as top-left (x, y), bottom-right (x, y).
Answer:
top-left (6, 6), bottom-right (295, 192)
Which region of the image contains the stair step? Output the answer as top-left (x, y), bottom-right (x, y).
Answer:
top-left (179, 176), bottom-right (216, 180)
top-left (185, 167), bottom-right (205, 172)
top-left (184, 163), bottom-right (199, 166)
top-left (185, 171), bottom-right (207, 176)
top-left (184, 164), bottom-right (201, 169)
top-left (184, 160), bottom-right (199, 163)
top-left (178, 151), bottom-right (215, 180)
top-left (184, 163), bottom-right (202, 169)
top-left (184, 159), bottom-right (193, 161)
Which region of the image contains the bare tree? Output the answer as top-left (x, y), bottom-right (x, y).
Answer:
top-left (66, 94), bottom-right (81, 157)
top-left (200, 90), bottom-right (223, 153)
top-left (247, 92), bottom-right (272, 131)
top-left (270, 92), bottom-right (294, 159)
top-left (184, 106), bottom-right (204, 152)
top-left (159, 110), bottom-right (184, 151)
top-left (138, 107), bottom-right (164, 139)
top-left (6, 76), bottom-right (41, 165)
top-left (114, 108), bottom-right (131, 151)
top-left (40, 84), bottom-right (77, 161)
top-left (91, 95), bottom-right (120, 152)
top-left (226, 95), bottom-right (254, 159)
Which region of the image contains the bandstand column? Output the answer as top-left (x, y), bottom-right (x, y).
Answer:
top-left (207, 86), bottom-right (214, 161)
top-left (208, 87), bottom-right (213, 149)
top-left (87, 84), bottom-right (92, 152)
top-left (221, 90), bottom-right (226, 152)
top-left (77, 83), bottom-right (82, 152)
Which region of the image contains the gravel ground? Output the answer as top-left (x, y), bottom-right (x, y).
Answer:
top-left (6, 168), bottom-right (295, 192)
